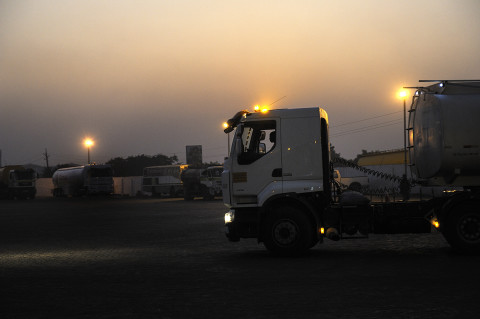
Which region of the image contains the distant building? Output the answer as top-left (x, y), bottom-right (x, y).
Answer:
top-left (357, 149), bottom-right (408, 166)
top-left (356, 149), bottom-right (408, 189)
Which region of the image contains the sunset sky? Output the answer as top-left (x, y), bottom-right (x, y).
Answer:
top-left (1, 0), bottom-right (480, 166)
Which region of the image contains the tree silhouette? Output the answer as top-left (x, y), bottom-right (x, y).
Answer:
top-left (106, 154), bottom-right (179, 176)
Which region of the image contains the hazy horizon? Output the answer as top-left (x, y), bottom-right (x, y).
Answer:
top-left (2, 0), bottom-right (480, 166)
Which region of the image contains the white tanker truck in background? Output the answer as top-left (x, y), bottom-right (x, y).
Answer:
top-left (52, 164), bottom-right (114, 197)
top-left (221, 80), bottom-right (480, 255)
top-left (0, 165), bottom-right (36, 199)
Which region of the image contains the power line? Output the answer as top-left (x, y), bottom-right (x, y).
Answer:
top-left (331, 119), bottom-right (402, 138)
top-left (332, 110), bottom-right (402, 128)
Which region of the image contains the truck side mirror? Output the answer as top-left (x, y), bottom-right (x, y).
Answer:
top-left (260, 131), bottom-right (266, 141)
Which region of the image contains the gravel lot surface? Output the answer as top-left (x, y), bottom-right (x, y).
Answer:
top-left (1, 197), bottom-right (480, 318)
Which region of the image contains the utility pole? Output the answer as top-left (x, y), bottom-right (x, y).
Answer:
top-left (43, 148), bottom-right (50, 170)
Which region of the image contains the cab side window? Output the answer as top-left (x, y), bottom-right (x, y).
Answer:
top-left (238, 120), bottom-right (276, 165)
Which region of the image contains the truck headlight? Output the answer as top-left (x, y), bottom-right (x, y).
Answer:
top-left (225, 211), bottom-right (235, 224)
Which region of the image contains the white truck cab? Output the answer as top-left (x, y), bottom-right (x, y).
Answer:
top-left (223, 107), bottom-right (330, 208)
top-left (222, 107), bottom-right (332, 254)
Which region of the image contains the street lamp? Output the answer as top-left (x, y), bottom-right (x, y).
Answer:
top-left (84, 138), bottom-right (94, 164)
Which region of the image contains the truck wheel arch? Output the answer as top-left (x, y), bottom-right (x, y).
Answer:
top-left (439, 192), bottom-right (477, 223)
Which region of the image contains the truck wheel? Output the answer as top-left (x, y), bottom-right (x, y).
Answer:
top-left (263, 205), bottom-right (313, 255)
top-left (443, 202), bottom-right (480, 253)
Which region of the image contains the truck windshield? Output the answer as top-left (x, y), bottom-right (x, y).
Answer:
top-left (15, 170), bottom-right (35, 180)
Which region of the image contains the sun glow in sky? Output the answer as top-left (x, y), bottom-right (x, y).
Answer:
top-left (1, 0), bottom-right (480, 166)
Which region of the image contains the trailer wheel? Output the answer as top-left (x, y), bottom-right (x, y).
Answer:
top-left (263, 205), bottom-right (313, 255)
top-left (444, 202), bottom-right (480, 253)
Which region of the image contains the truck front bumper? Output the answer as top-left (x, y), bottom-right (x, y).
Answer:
top-left (225, 210), bottom-right (240, 242)
top-left (224, 208), bottom-right (261, 241)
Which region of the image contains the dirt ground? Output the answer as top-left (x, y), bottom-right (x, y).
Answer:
top-left (1, 197), bottom-right (480, 318)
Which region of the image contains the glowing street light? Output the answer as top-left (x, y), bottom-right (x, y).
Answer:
top-left (398, 90), bottom-right (408, 99)
top-left (84, 138), bottom-right (94, 164)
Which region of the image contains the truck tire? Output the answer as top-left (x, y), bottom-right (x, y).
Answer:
top-left (443, 201), bottom-right (480, 253)
top-left (263, 205), bottom-right (314, 255)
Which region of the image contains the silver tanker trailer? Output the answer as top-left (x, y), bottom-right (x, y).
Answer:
top-left (409, 80), bottom-right (480, 187)
top-left (407, 80), bottom-right (480, 251)
top-left (52, 164), bottom-right (114, 197)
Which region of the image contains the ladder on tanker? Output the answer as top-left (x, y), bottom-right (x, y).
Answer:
top-left (405, 88), bottom-right (423, 175)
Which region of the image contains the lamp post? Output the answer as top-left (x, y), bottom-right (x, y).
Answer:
top-left (84, 138), bottom-right (94, 164)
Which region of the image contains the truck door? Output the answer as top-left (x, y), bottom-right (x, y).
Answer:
top-left (280, 115), bottom-right (325, 193)
top-left (230, 119), bottom-right (281, 205)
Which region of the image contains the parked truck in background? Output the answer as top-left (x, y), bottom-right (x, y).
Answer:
top-left (221, 80), bottom-right (480, 255)
top-left (181, 166), bottom-right (223, 200)
top-left (52, 164), bottom-right (114, 197)
top-left (0, 165), bottom-right (36, 199)
top-left (142, 164), bottom-right (189, 197)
